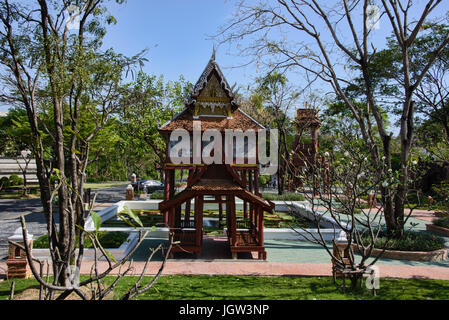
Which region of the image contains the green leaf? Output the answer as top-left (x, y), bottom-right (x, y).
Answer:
top-left (66, 127), bottom-right (86, 143)
top-left (91, 211), bottom-right (102, 231)
top-left (117, 214), bottom-right (137, 228)
top-left (103, 249), bottom-right (117, 263)
top-left (120, 205), bottom-right (143, 228)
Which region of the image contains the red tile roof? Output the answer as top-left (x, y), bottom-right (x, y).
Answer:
top-left (159, 108), bottom-right (264, 133)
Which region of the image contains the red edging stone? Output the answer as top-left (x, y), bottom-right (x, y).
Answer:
top-left (426, 223), bottom-right (449, 237)
top-left (353, 244), bottom-right (448, 262)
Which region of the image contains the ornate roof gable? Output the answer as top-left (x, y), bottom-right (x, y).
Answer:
top-left (186, 53), bottom-right (237, 109)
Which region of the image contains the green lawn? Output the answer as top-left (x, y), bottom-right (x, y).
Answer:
top-left (2, 275), bottom-right (449, 300)
top-left (84, 182), bottom-right (128, 190)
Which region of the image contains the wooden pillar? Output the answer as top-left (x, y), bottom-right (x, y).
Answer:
top-left (187, 169), bottom-right (194, 187)
top-left (185, 198), bottom-right (191, 227)
top-left (195, 196), bottom-right (203, 247)
top-left (258, 207), bottom-right (264, 242)
top-left (226, 195), bottom-right (231, 231)
top-left (169, 169), bottom-right (175, 198)
top-left (168, 207), bottom-right (175, 229)
top-left (217, 195), bottom-right (223, 224)
top-left (254, 204), bottom-right (259, 231)
top-left (242, 170), bottom-right (248, 220)
top-left (257, 206), bottom-right (265, 260)
top-left (248, 170), bottom-right (253, 193)
top-left (248, 170), bottom-right (253, 226)
top-left (230, 195), bottom-right (236, 247)
top-left (175, 205), bottom-right (182, 228)
top-left (254, 168), bottom-right (260, 196)
top-left (163, 170), bottom-right (170, 225)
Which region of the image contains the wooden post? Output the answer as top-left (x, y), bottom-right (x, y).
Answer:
top-left (217, 195), bottom-right (223, 224)
top-left (168, 208), bottom-right (175, 230)
top-left (185, 198), bottom-right (191, 227)
top-left (169, 169), bottom-right (175, 199)
top-left (257, 207), bottom-right (265, 260)
top-left (230, 195), bottom-right (236, 247)
top-left (254, 168), bottom-right (260, 196)
top-left (195, 196), bottom-right (203, 248)
top-left (175, 205), bottom-right (182, 228)
top-left (242, 170), bottom-right (247, 220)
top-left (163, 170), bottom-right (170, 225)
top-left (248, 170), bottom-right (253, 227)
top-left (230, 195), bottom-right (237, 259)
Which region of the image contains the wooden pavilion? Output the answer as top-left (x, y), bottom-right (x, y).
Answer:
top-left (158, 53), bottom-right (274, 260)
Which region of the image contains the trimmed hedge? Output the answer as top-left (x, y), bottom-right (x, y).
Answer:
top-left (9, 174), bottom-right (24, 186)
top-left (361, 230), bottom-right (446, 252)
top-left (262, 192), bottom-right (306, 201)
top-left (33, 231), bottom-right (129, 249)
top-left (434, 217), bottom-right (449, 229)
top-left (150, 191), bottom-right (164, 199)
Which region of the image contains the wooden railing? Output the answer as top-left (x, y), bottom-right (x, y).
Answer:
top-left (174, 230), bottom-right (197, 246)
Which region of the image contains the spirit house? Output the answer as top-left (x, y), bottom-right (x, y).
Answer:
top-left (158, 53), bottom-right (274, 259)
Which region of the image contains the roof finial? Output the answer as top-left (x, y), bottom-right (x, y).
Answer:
top-left (211, 45), bottom-right (216, 61)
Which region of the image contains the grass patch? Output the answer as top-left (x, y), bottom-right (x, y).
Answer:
top-left (83, 182), bottom-right (127, 190)
top-left (33, 231), bottom-right (129, 249)
top-left (0, 192), bottom-right (40, 200)
top-left (2, 275), bottom-right (449, 300)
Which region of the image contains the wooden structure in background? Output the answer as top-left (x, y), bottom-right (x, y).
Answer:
top-left (158, 53), bottom-right (274, 259)
top-left (289, 108), bottom-right (329, 195)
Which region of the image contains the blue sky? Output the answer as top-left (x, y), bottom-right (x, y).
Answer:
top-left (0, 0), bottom-right (395, 114)
top-left (100, 0), bottom-right (253, 88)
top-left (0, 0), bottom-right (252, 113)
top-left (0, 0), bottom-right (444, 124)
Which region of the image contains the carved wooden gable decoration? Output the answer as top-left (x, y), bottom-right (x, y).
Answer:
top-left (193, 73), bottom-right (232, 118)
top-left (186, 55), bottom-right (238, 119)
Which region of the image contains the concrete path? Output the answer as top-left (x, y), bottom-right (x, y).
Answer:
top-left (0, 184), bottom-right (127, 260)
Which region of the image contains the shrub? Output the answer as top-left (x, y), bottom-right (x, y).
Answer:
top-left (150, 191), bottom-right (164, 199)
top-left (431, 181), bottom-right (449, 204)
top-left (9, 174), bottom-right (23, 186)
top-left (0, 176), bottom-right (10, 190)
top-left (433, 217), bottom-right (449, 229)
top-left (262, 192), bottom-right (306, 201)
top-left (98, 232), bottom-right (130, 248)
top-left (258, 175), bottom-right (271, 187)
top-left (361, 230), bottom-right (446, 252)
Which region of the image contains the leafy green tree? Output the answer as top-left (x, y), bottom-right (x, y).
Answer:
top-left (119, 72), bottom-right (191, 177)
top-left (252, 72), bottom-right (299, 195)
top-left (217, 0), bottom-right (449, 237)
top-left (0, 108), bottom-right (34, 192)
top-left (0, 0), bottom-right (145, 287)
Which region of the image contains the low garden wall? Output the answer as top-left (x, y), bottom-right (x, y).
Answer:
top-left (352, 244), bottom-right (448, 262)
top-left (426, 224), bottom-right (449, 237)
top-left (86, 199), bottom-right (345, 243)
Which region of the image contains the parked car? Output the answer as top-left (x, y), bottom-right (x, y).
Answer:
top-left (137, 180), bottom-right (164, 193)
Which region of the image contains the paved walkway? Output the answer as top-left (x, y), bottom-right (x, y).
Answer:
top-left (1, 260), bottom-right (449, 280)
top-left (1, 188), bottom-right (448, 281)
